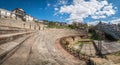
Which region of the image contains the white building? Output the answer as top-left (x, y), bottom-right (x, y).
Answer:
top-left (23, 14), bottom-right (34, 21)
top-left (11, 13), bottom-right (16, 19)
top-left (0, 8), bottom-right (11, 18)
top-left (0, 8), bottom-right (35, 22)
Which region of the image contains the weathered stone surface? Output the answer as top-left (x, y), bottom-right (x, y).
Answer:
top-left (0, 29), bottom-right (86, 65)
top-left (65, 37), bottom-right (74, 45)
top-left (0, 18), bottom-right (45, 30)
top-left (74, 36), bottom-right (81, 41)
top-left (26, 29), bottom-right (85, 65)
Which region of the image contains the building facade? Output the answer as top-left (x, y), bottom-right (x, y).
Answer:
top-left (0, 8), bottom-right (11, 18)
top-left (12, 8), bottom-right (25, 20)
top-left (0, 8), bottom-right (45, 30)
top-left (0, 8), bottom-right (35, 22)
top-left (23, 14), bottom-right (34, 21)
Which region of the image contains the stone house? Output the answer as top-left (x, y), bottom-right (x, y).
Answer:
top-left (12, 8), bottom-right (25, 20)
top-left (0, 8), bottom-right (35, 22)
top-left (0, 8), bottom-right (45, 30)
top-left (0, 8), bottom-right (11, 18)
top-left (10, 12), bottom-right (16, 19)
top-left (23, 14), bottom-right (34, 21)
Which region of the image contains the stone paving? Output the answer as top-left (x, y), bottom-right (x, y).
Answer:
top-left (94, 41), bottom-right (120, 55)
top-left (27, 29), bottom-right (86, 65)
top-left (1, 29), bottom-right (86, 65)
top-left (1, 34), bottom-right (36, 65)
top-left (1, 29), bottom-right (120, 65)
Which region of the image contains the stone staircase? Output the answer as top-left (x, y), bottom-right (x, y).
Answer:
top-left (0, 25), bottom-right (35, 64)
top-left (0, 25), bottom-right (34, 44)
top-left (0, 26), bottom-right (25, 35)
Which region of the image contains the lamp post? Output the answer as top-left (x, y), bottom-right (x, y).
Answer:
top-left (97, 20), bottom-right (103, 57)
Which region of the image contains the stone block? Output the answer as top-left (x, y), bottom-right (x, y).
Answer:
top-left (65, 37), bottom-right (74, 45)
top-left (74, 36), bottom-right (81, 41)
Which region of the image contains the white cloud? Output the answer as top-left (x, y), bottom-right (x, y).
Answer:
top-left (87, 20), bottom-right (108, 26)
top-left (54, 0), bottom-right (68, 7)
top-left (54, 8), bottom-right (59, 11)
top-left (111, 18), bottom-right (120, 24)
top-left (47, 3), bottom-right (51, 7)
top-left (60, 16), bottom-right (63, 19)
top-left (59, 0), bottom-right (68, 5)
top-left (91, 14), bottom-right (107, 19)
top-left (58, 0), bottom-right (116, 22)
top-left (91, 4), bottom-right (116, 19)
top-left (87, 21), bottom-right (99, 26)
top-left (87, 18), bottom-right (120, 26)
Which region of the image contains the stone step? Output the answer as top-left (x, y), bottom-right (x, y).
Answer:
top-left (0, 34), bottom-right (32, 64)
top-left (0, 25), bottom-right (25, 35)
top-left (80, 44), bottom-right (96, 56)
top-left (0, 26), bottom-right (24, 30)
top-left (0, 31), bottom-right (33, 44)
top-left (94, 41), bottom-right (120, 55)
top-left (1, 34), bottom-right (37, 65)
top-left (0, 30), bottom-right (25, 35)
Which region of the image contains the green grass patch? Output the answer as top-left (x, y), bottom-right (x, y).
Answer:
top-left (114, 51), bottom-right (120, 56)
top-left (117, 40), bottom-right (120, 43)
top-left (47, 25), bottom-right (70, 29)
top-left (71, 41), bottom-right (92, 50)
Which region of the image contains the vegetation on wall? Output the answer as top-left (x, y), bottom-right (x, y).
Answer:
top-left (89, 29), bottom-right (99, 40)
top-left (45, 20), bottom-right (88, 30)
top-left (47, 21), bottom-right (70, 29)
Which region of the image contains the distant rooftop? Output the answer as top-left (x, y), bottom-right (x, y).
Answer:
top-left (14, 8), bottom-right (24, 12)
top-left (0, 8), bottom-right (11, 12)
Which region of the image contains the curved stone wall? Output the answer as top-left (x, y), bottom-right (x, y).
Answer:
top-left (57, 35), bottom-right (96, 61)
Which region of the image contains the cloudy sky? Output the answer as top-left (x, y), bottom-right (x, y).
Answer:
top-left (0, 0), bottom-right (120, 24)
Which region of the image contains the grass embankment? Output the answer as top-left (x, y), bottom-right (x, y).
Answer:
top-left (117, 40), bottom-right (120, 43)
top-left (47, 22), bottom-right (71, 29)
top-left (47, 25), bottom-right (70, 29)
top-left (71, 41), bottom-right (92, 50)
top-left (114, 52), bottom-right (120, 56)
top-left (89, 30), bottom-right (99, 40)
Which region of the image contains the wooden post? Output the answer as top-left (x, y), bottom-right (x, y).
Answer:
top-left (5, 11), bottom-right (7, 18)
top-left (39, 26), bottom-right (40, 30)
top-left (23, 23), bottom-right (25, 28)
top-left (10, 13), bottom-right (12, 19)
top-left (30, 24), bottom-right (31, 29)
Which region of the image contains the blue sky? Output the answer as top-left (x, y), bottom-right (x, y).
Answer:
top-left (0, 0), bottom-right (120, 24)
